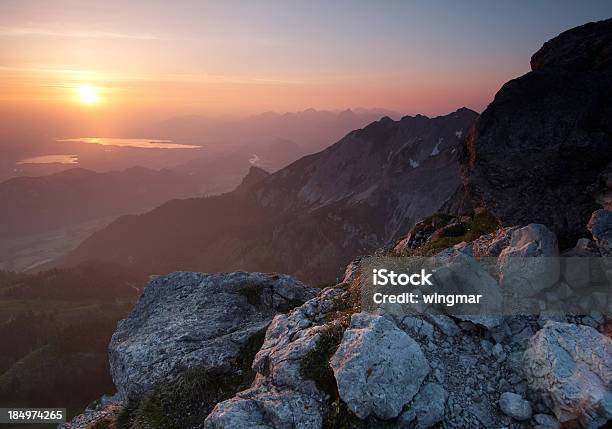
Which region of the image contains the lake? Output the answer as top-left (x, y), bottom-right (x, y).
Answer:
top-left (56, 137), bottom-right (201, 149)
top-left (17, 155), bottom-right (79, 164)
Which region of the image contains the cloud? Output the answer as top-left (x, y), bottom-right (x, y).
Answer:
top-left (0, 26), bottom-right (176, 41)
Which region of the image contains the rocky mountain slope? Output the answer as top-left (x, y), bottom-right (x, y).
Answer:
top-left (59, 108), bottom-right (477, 284)
top-left (457, 18), bottom-right (612, 248)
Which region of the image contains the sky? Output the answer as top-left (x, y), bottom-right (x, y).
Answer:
top-left (1, 0), bottom-right (611, 130)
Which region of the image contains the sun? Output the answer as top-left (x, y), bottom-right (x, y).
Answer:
top-left (78, 85), bottom-right (98, 104)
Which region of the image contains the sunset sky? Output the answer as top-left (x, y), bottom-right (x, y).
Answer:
top-left (1, 0), bottom-right (611, 125)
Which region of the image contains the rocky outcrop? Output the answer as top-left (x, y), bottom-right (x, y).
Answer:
top-left (461, 18), bottom-right (612, 247)
top-left (523, 321), bottom-right (612, 428)
top-left (110, 271), bottom-right (316, 401)
top-left (530, 19), bottom-right (612, 71)
top-left (233, 166), bottom-right (270, 196)
top-left (205, 287), bottom-right (346, 428)
top-left (330, 314), bottom-right (429, 419)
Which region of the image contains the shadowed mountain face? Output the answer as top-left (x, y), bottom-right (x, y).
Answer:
top-left (0, 167), bottom-right (202, 240)
top-left (59, 108), bottom-right (478, 284)
top-left (459, 18), bottom-right (612, 248)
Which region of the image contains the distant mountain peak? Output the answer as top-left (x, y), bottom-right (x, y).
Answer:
top-left (234, 165), bottom-right (270, 194)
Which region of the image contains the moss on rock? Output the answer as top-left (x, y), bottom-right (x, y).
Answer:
top-left (116, 331), bottom-right (266, 429)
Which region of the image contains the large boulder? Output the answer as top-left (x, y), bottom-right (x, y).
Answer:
top-left (461, 18), bottom-right (612, 247)
top-left (330, 313), bottom-right (430, 419)
top-left (110, 271), bottom-right (316, 401)
top-left (523, 321), bottom-right (612, 428)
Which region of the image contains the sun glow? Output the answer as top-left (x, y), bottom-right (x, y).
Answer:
top-left (78, 85), bottom-right (98, 104)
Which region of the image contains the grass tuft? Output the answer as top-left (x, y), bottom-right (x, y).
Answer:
top-left (116, 331), bottom-right (265, 429)
top-left (420, 210), bottom-right (500, 255)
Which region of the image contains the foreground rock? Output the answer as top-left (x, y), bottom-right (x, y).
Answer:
top-left (330, 313), bottom-right (429, 419)
top-left (110, 271), bottom-right (316, 401)
top-left (523, 321), bottom-right (612, 428)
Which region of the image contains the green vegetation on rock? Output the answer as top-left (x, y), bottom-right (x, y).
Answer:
top-left (117, 330), bottom-right (266, 429)
top-left (117, 368), bottom-right (247, 429)
top-left (300, 285), bottom-right (367, 429)
top-left (402, 210), bottom-right (500, 256)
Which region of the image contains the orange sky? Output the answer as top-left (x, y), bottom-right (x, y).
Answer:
top-left (1, 0), bottom-right (611, 132)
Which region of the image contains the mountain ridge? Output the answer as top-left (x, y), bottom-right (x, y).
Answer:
top-left (58, 108), bottom-right (478, 283)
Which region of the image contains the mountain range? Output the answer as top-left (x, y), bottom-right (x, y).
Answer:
top-left (146, 108), bottom-right (401, 151)
top-left (58, 108), bottom-right (477, 284)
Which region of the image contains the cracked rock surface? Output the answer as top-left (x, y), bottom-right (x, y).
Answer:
top-left (204, 287), bottom-right (345, 428)
top-left (523, 321), bottom-right (612, 428)
top-left (110, 271), bottom-right (317, 401)
top-left (330, 313), bottom-right (429, 419)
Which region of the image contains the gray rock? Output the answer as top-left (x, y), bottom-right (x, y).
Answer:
top-left (399, 383), bottom-right (448, 428)
top-left (205, 287), bottom-right (344, 429)
top-left (110, 271), bottom-right (316, 401)
top-left (510, 326), bottom-right (535, 347)
top-left (523, 321), bottom-right (612, 428)
top-left (468, 402), bottom-right (496, 428)
top-left (492, 343), bottom-right (507, 363)
top-left (400, 316), bottom-right (434, 339)
top-left (205, 386), bottom-right (323, 429)
top-left (562, 238), bottom-right (600, 257)
top-left (330, 313), bottom-right (430, 419)
top-left (533, 413), bottom-right (561, 429)
top-left (499, 392), bottom-right (532, 421)
top-left (481, 339), bottom-right (494, 355)
top-left (425, 314), bottom-right (461, 336)
top-left (498, 224), bottom-right (560, 297)
top-left (470, 226), bottom-right (519, 257)
top-left (433, 251), bottom-right (503, 329)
